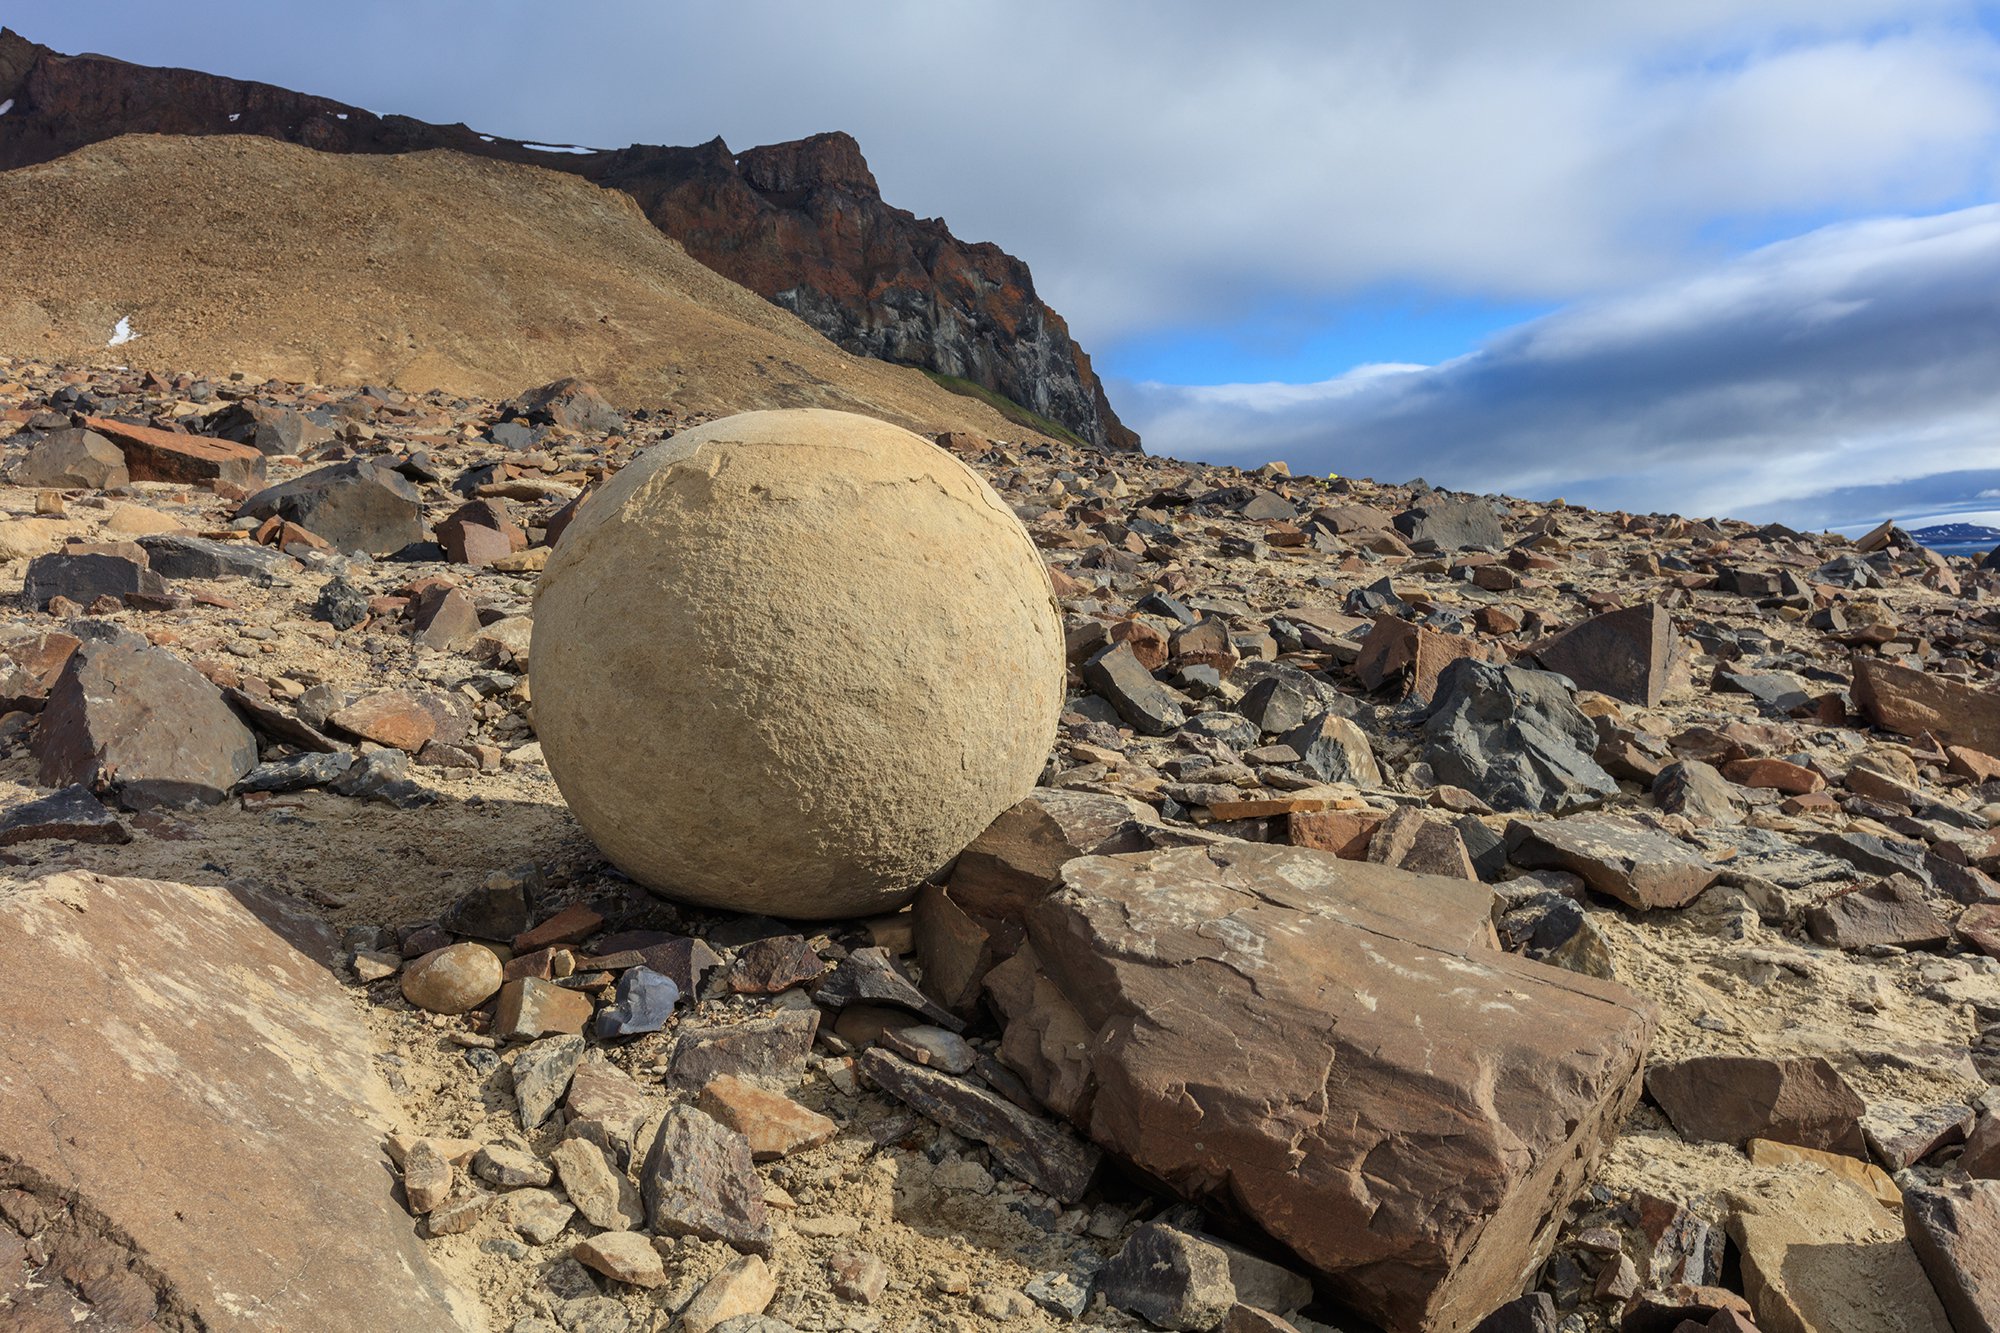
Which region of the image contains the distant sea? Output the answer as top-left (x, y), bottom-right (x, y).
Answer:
top-left (1919, 540), bottom-right (1995, 559)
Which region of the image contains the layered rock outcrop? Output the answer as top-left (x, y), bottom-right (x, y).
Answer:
top-left (0, 28), bottom-right (1136, 451)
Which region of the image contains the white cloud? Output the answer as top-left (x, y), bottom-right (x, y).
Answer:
top-left (1116, 204), bottom-right (2000, 526)
top-left (14, 0), bottom-right (2000, 340)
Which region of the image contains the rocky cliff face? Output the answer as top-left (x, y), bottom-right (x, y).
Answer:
top-left (0, 29), bottom-right (1137, 451)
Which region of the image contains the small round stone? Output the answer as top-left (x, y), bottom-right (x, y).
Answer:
top-left (399, 942), bottom-right (502, 1014)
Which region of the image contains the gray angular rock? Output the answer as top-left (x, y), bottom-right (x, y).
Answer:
top-left (0, 783), bottom-right (130, 845)
top-left (13, 427), bottom-right (129, 488)
top-left (1652, 759), bottom-right (1747, 824)
top-left (1280, 710), bottom-right (1382, 786)
top-left (239, 458), bottom-right (425, 555)
top-left (23, 547), bottom-right (167, 605)
top-left (1394, 495), bottom-right (1503, 552)
top-left (1805, 874), bottom-right (1951, 950)
top-left (236, 751), bottom-right (356, 794)
top-left (137, 532), bottom-right (298, 580)
top-left (514, 1034), bottom-right (586, 1130)
top-left (640, 1105), bottom-right (773, 1255)
top-left (1099, 1224), bottom-right (1238, 1331)
top-left (859, 1048), bottom-right (1100, 1203)
top-left (35, 630), bottom-right (257, 807)
top-left (1084, 640), bottom-right (1186, 735)
top-left (1422, 660), bottom-right (1620, 814)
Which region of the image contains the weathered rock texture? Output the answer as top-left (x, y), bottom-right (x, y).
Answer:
top-left (0, 29), bottom-right (1134, 451)
top-left (0, 870), bottom-right (479, 1330)
top-left (986, 842), bottom-right (1657, 1333)
top-left (532, 409), bottom-right (1066, 917)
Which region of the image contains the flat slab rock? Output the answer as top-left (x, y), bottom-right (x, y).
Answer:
top-left (1506, 816), bottom-right (1720, 910)
top-left (0, 870), bottom-right (479, 1330)
top-left (987, 841), bottom-right (1657, 1333)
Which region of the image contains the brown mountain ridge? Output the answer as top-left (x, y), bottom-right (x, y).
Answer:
top-left (0, 27), bottom-right (1139, 451)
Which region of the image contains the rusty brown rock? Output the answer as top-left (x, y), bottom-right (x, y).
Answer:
top-left (697, 1074), bottom-right (837, 1160)
top-left (1646, 1055), bottom-right (1866, 1155)
top-left (1367, 806), bottom-right (1478, 879)
top-left (1526, 604), bottom-right (1680, 708)
top-left (0, 870), bottom-right (478, 1329)
top-left (945, 788), bottom-right (1157, 921)
top-left (989, 842), bottom-right (1655, 1333)
top-left (82, 415), bottom-right (267, 488)
top-left (1853, 656), bottom-right (2000, 756)
top-left (1354, 614), bottom-right (1493, 703)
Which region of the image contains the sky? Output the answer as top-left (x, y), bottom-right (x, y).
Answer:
top-left (11, 1), bottom-right (2000, 530)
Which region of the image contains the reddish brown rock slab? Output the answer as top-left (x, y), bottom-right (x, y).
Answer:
top-left (1805, 876), bottom-right (1952, 951)
top-left (1722, 758), bottom-right (1826, 794)
top-left (1948, 747), bottom-right (2000, 783)
top-left (1906, 1180), bottom-right (2000, 1333)
top-left (81, 415), bottom-right (267, 489)
top-left (1366, 806), bottom-right (1478, 879)
top-left (1958, 904), bottom-right (2000, 961)
top-left (1354, 614), bottom-right (1495, 703)
top-left (697, 1074), bottom-right (837, 1160)
top-left (1526, 604), bottom-right (1679, 708)
top-left (1505, 816), bottom-right (1720, 910)
top-left (992, 842), bottom-right (1656, 1333)
top-left (0, 870), bottom-right (479, 1330)
top-left (327, 688), bottom-right (468, 752)
top-left (946, 788), bottom-right (1158, 921)
top-left (1286, 807), bottom-right (1385, 858)
top-left (1853, 656), bottom-right (2000, 756)
top-left (1646, 1055), bottom-right (1866, 1156)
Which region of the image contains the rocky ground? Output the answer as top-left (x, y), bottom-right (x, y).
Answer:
top-left (0, 356), bottom-right (1995, 1333)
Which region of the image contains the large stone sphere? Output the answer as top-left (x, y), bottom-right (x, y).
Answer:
top-left (531, 409), bottom-right (1065, 919)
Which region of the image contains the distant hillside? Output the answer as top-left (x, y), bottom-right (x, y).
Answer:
top-left (0, 27), bottom-right (1138, 452)
top-left (0, 133), bottom-right (1043, 440)
top-left (1913, 523), bottom-right (2000, 546)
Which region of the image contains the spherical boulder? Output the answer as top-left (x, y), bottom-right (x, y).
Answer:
top-left (531, 408), bottom-right (1065, 919)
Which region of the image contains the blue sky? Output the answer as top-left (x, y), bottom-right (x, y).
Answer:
top-left (11, 1), bottom-right (2000, 529)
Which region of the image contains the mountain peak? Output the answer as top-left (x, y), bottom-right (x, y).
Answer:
top-left (0, 30), bottom-right (1135, 449)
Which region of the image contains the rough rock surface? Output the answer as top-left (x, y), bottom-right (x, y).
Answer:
top-left (1903, 1180), bottom-right (2000, 1333)
top-left (239, 458), bottom-right (425, 555)
top-left (1646, 1055), bottom-right (1868, 1155)
top-left (0, 870), bottom-right (479, 1330)
top-left (532, 409), bottom-right (1065, 917)
top-left (1527, 604), bottom-right (1682, 708)
top-left (34, 628), bottom-right (258, 806)
top-left (989, 842), bottom-right (1656, 1333)
top-left (1423, 660), bottom-right (1621, 813)
top-left (1730, 1176), bottom-right (1952, 1333)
